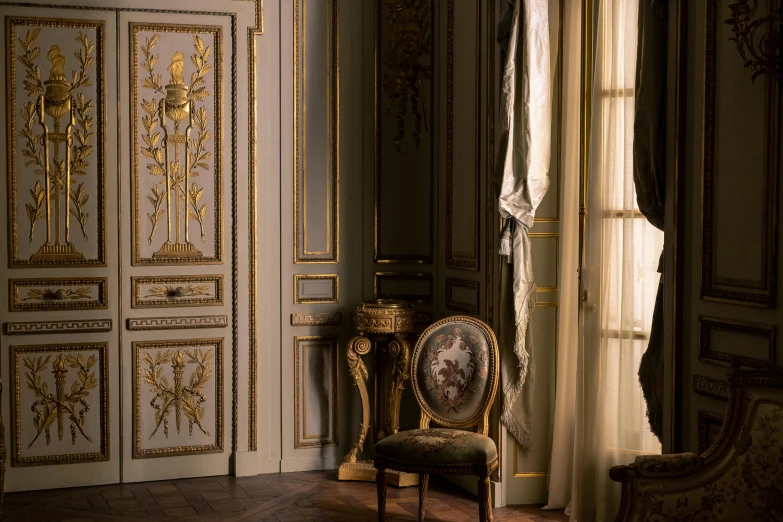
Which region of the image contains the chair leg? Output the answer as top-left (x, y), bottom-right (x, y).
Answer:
top-left (477, 475), bottom-right (493, 522)
top-left (418, 474), bottom-right (429, 521)
top-left (376, 468), bottom-right (387, 522)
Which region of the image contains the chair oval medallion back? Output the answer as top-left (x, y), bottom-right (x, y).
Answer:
top-left (411, 316), bottom-right (499, 431)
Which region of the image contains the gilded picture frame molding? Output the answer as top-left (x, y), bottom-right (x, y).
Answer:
top-left (373, 271), bottom-right (434, 304)
top-left (10, 342), bottom-right (110, 467)
top-left (445, 277), bottom-right (480, 315)
top-left (445, 0), bottom-right (481, 271)
top-left (293, 0), bottom-right (339, 264)
top-left (6, 16), bottom-right (107, 268)
top-left (700, 0), bottom-right (780, 308)
top-left (132, 337), bottom-right (224, 459)
top-left (373, 0), bottom-right (435, 265)
top-left (293, 273), bottom-right (339, 304)
top-left (293, 335), bottom-right (339, 448)
top-left (131, 275), bottom-right (224, 309)
top-left (9, 277), bottom-right (108, 312)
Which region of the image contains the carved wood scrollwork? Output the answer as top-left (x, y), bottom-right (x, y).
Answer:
top-left (725, 0), bottom-right (782, 82)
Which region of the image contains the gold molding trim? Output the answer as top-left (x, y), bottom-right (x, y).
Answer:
top-left (10, 277), bottom-right (108, 312)
top-left (293, 274), bottom-right (338, 304)
top-left (486, 0), bottom-right (496, 325)
top-left (11, 342), bottom-right (109, 467)
top-left (132, 338), bottom-right (223, 459)
top-left (445, 278), bottom-right (479, 315)
top-left (131, 275), bottom-right (223, 308)
top-left (291, 312), bottom-right (342, 327)
top-left (7, 17), bottom-right (107, 268)
top-left (701, 0), bottom-right (780, 307)
top-left (373, 272), bottom-right (433, 304)
top-left (130, 23), bottom-right (224, 266)
top-left (5, 319), bottom-right (111, 335)
top-left (293, 0), bottom-right (340, 264)
top-left (445, 0), bottom-right (480, 271)
top-left (127, 315), bottom-right (228, 331)
top-left (693, 375), bottom-right (730, 401)
top-left (294, 336), bottom-right (339, 448)
top-left (697, 409), bottom-right (725, 455)
top-left (373, 0), bottom-right (435, 264)
top-left (698, 316), bottom-right (776, 370)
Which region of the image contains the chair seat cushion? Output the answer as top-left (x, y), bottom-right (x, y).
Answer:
top-left (374, 428), bottom-right (497, 466)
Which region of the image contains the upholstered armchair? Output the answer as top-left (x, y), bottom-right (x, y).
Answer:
top-left (610, 367), bottom-right (783, 522)
top-left (374, 316), bottom-right (499, 522)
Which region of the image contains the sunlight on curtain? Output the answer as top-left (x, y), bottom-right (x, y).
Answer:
top-left (580, 0), bottom-right (663, 518)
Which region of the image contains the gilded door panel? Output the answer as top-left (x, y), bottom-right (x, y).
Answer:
top-left (130, 23), bottom-right (223, 266)
top-left (0, 5), bottom-right (120, 492)
top-left (132, 338), bottom-right (223, 458)
top-left (118, 8), bottom-right (241, 482)
top-left (10, 342), bottom-right (109, 466)
top-left (6, 17), bottom-right (106, 267)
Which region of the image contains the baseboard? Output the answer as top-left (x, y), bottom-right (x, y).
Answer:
top-left (504, 474), bottom-right (548, 505)
top-left (280, 455), bottom-right (340, 473)
top-left (443, 475), bottom-right (503, 508)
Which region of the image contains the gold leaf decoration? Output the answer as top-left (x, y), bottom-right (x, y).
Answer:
top-left (144, 348), bottom-right (212, 439)
top-left (23, 353), bottom-right (97, 448)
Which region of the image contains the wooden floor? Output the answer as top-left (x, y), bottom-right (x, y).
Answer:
top-left (0, 471), bottom-right (568, 522)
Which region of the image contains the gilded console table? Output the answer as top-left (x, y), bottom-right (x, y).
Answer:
top-left (338, 300), bottom-right (418, 487)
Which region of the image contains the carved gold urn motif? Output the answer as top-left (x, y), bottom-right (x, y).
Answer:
top-left (28, 44), bottom-right (88, 261)
top-left (338, 300), bottom-right (419, 487)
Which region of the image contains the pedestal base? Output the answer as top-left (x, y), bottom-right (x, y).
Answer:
top-left (30, 243), bottom-right (85, 262)
top-left (153, 241), bottom-right (203, 259)
top-left (338, 460), bottom-right (418, 487)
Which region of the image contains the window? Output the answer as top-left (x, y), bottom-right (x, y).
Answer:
top-left (595, 0), bottom-right (663, 455)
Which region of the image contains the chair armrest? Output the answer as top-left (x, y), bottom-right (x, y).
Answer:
top-left (610, 452), bottom-right (703, 482)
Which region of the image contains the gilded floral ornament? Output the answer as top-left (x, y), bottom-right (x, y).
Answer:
top-left (725, 0), bottom-right (783, 82)
top-left (139, 34), bottom-right (212, 258)
top-left (143, 349), bottom-right (213, 439)
top-left (16, 28), bottom-right (96, 261)
top-left (381, 0), bottom-right (432, 151)
top-left (23, 354), bottom-right (97, 448)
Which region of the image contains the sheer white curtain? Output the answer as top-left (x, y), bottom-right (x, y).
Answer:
top-left (546, 0), bottom-right (663, 520)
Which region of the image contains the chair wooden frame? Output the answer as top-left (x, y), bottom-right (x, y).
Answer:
top-left (374, 315), bottom-right (500, 522)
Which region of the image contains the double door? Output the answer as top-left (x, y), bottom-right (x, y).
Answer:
top-left (0, 0), bottom-right (257, 491)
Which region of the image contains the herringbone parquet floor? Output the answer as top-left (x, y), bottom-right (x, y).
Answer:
top-left (0, 471), bottom-right (569, 522)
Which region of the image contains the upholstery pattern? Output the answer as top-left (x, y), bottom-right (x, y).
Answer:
top-left (415, 322), bottom-right (491, 423)
top-left (612, 372), bottom-right (783, 522)
top-left (374, 428), bottom-right (497, 466)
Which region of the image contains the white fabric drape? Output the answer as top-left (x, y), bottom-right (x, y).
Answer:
top-left (495, 0), bottom-right (552, 450)
top-left (545, 0), bottom-right (663, 520)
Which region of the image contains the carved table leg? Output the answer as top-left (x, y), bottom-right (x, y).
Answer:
top-left (341, 336), bottom-right (372, 464)
top-left (386, 337), bottom-right (411, 436)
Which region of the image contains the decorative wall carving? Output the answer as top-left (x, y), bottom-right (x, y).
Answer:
top-left (5, 319), bottom-right (111, 335)
top-left (693, 375), bottom-right (730, 400)
top-left (725, 0), bottom-right (783, 82)
top-left (698, 316), bottom-right (776, 370)
top-left (701, 0), bottom-right (780, 307)
top-left (445, 0), bottom-right (480, 271)
top-left (294, 0), bottom-right (339, 264)
top-left (133, 338), bottom-right (223, 458)
top-left (294, 336), bottom-right (338, 448)
top-left (445, 278), bottom-right (479, 314)
top-left (373, 272), bottom-right (433, 304)
top-left (131, 275), bottom-right (223, 308)
top-left (290, 312), bottom-right (342, 327)
top-left (126, 315), bottom-right (228, 331)
top-left (11, 343), bottom-right (109, 466)
top-left (131, 24), bottom-right (223, 265)
top-left (7, 18), bottom-right (106, 267)
top-left (9, 277), bottom-right (107, 312)
top-left (293, 274), bottom-right (338, 304)
top-left (374, 0), bottom-right (434, 264)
